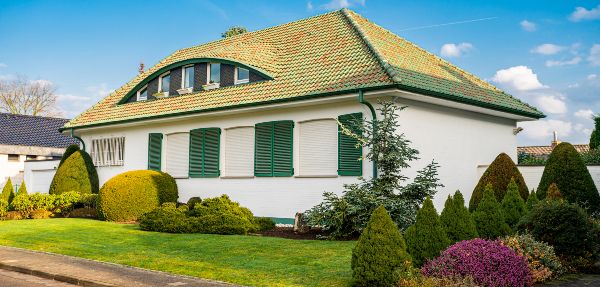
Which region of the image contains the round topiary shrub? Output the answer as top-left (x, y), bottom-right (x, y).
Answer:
top-left (473, 184), bottom-right (511, 239)
top-left (352, 206), bottom-right (412, 287)
top-left (469, 153), bottom-right (528, 211)
top-left (501, 233), bottom-right (563, 284)
top-left (98, 170), bottom-right (178, 222)
top-left (422, 239), bottom-right (532, 287)
top-left (440, 190), bottom-right (478, 244)
top-left (404, 197), bottom-right (449, 267)
top-left (537, 142), bottom-right (600, 214)
top-left (49, 150), bottom-right (99, 195)
top-left (501, 178), bottom-right (527, 228)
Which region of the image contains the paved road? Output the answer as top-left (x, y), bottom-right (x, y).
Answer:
top-left (0, 269), bottom-right (77, 287)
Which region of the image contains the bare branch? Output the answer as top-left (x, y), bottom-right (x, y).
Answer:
top-left (0, 75), bottom-right (62, 117)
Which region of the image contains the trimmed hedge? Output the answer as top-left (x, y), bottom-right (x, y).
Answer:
top-left (352, 206), bottom-right (411, 287)
top-left (49, 150), bottom-right (99, 195)
top-left (1, 178), bottom-right (14, 204)
top-left (473, 184), bottom-right (511, 239)
top-left (405, 197), bottom-right (449, 267)
top-left (440, 190), bottom-right (478, 244)
top-left (469, 153), bottom-right (528, 211)
top-left (501, 178), bottom-right (527, 228)
top-left (537, 142), bottom-right (600, 215)
top-left (98, 170), bottom-right (178, 222)
top-left (58, 144), bottom-right (80, 166)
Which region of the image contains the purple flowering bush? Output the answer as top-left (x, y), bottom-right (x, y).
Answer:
top-left (422, 239), bottom-right (532, 287)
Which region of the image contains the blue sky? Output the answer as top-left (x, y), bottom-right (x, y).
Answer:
top-left (0, 0), bottom-right (599, 146)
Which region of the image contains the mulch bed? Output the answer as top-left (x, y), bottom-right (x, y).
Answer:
top-left (254, 227), bottom-right (324, 240)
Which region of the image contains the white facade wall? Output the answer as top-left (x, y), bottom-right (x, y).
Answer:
top-left (0, 154), bottom-right (25, 187)
top-left (76, 95), bottom-right (518, 218)
top-left (23, 160), bottom-right (60, 194)
top-left (478, 165), bottom-right (600, 192)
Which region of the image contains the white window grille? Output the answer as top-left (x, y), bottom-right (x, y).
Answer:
top-left (91, 137), bottom-right (125, 166)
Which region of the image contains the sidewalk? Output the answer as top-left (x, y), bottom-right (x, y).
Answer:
top-left (0, 246), bottom-right (238, 287)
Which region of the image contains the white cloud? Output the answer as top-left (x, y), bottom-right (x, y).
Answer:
top-left (307, 1), bottom-right (313, 11)
top-left (0, 63), bottom-right (7, 68)
top-left (491, 66), bottom-right (546, 91)
top-left (545, 56), bottom-right (582, 67)
top-left (519, 119), bottom-right (572, 140)
top-left (31, 79), bottom-right (54, 87)
top-left (588, 74), bottom-right (598, 80)
top-left (85, 83), bottom-right (113, 98)
top-left (569, 4), bottom-right (600, 22)
top-left (568, 83), bottom-right (580, 88)
top-left (588, 44), bottom-right (600, 66)
top-left (575, 109), bottom-right (595, 120)
top-left (440, 43), bottom-right (474, 58)
top-left (531, 44), bottom-right (565, 55)
top-left (520, 20), bottom-right (536, 32)
top-left (56, 94), bottom-right (90, 102)
top-left (321, 0), bottom-right (365, 10)
top-left (535, 95), bottom-right (567, 114)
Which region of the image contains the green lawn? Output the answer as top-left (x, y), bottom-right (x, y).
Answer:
top-left (0, 218), bottom-right (354, 287)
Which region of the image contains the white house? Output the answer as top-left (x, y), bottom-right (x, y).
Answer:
top-left (60, 9), bottom-right (543, 220)
top-left (0, 113), bottom-right (77, 190)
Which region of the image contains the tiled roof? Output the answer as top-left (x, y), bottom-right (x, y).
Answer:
top-left (518, 144), bottom-right (590, 156)
top-left (0, 113), bottom-right (78, 148)
top-left (63, 9), bottom-right (543, 130)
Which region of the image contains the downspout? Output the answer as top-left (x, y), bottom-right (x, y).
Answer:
top-left (358, 90), bottom-right (377, 179)
top-left (70, 128), bottom-right (86, 151)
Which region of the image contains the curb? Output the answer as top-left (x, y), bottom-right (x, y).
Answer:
top-left (0, 261), bottom-right (115, 287)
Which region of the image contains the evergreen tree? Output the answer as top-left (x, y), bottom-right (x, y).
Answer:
top-left (537, 142), bottom-right (600, 214)
top-left (501, 178), bottom-right (527, 228)
top-left (590, 115), bottom-right (600, 150)
top-left (404, 197), bottom-right (449, 267)
top-left (49, 149), bottom-right (99, 195)
top-left (16, 181), bottom-right (27, 196)
top-left (352, 206), bottom-right (412, 287)
top-left (1, 178), bottom-right (14, 204)
top-left (473, 184), bottom-right (511, 239)
top-left (525, 189), bottom-right (539, 211)
top-left (470, 153), bottom-right (528, 211)
top-left (546, 183), bottom-right (562, 201)
top-left (221, 26), bottom-right (248, 38)
top-left (440, 190), bottom-right (478, 244)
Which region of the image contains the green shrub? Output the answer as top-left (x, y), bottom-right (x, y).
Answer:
top-left (501, 178), bottom-right (527, 228)
top-left (5, 211), bottom-right (23, 220)
top-left (78, 193), bottom-right (98, 209)
top-left (139, 203), bottom-right (192, 233)
top-left (405, 197), bottom-right (450, 267)
top-left (469, 153), bottom-right (528, 211)
top-left (518, 199), bottom-right (600, 271)
top-left (546, 183), bottom-right (562, 200)
top-left (440, 191), bottom-right (478, 244)
top-left (67, 207), bottom-right (97, 218)
top-left (590, 115), bottom-right (600, 150)
top-left (253, 217), bottom-right (276, 231)
top-left (186, 197), bottom-right (202, 209)
top-left (0, 199), bottom-right (8, 217)
top-left (1, 178), bottom-right (14, 204)
top-left (10, 193), bottom-right (31, 217)
top-left (526, 189), bottom-right (539, 211)
top-left (537, 142), bottom-right (600, 215)
top-left (501, 233), bottom-right (563, 284)
top-left (49, 150), bottom-right (99, 195)
top-left (53, 191), bottom-right (81, 216)
top-left (192, 195), bottom-right (253, 222)
top-left (29, 193), bottom-right (55, 211)
top-left (472, 184), bottom-right (511, 239)
top-left (16, 181), bottom-right (27, 195)
top-left (58, 144), bottom-right (80, 166)
top-left (98, 170), bottom-right (178, 222)
top-left (351, 206), bottom-right (411, 287)
top-left (30, 209), bottom-right (52, 219)
top-left (194, 214), bottom-right (254, 235)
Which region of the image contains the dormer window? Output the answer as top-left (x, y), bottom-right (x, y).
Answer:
top-left (137, 85), bottom-right (148, 101)
top-left (209, 63), bottom-right (220, 84)
top-left (235, 67), bottom-right (249, 84)
top-left (159, 72), bottom-right (171, 94)
top-left (183, 65), bottom-right (194, 89)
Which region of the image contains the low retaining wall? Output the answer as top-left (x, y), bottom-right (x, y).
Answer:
top-left (23, 160), bottom-right (60, 194)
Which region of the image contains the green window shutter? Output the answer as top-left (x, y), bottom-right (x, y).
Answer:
top-left (254, 122), bottom-right (273, 176)
top-left (338, 113), bottom-right (362, 176)
top-left (272, 121), bottom-right (294, 176)
top-left (189, 128), bottom-right (220, 178)
top-left (148, 133), bottom-right (163, 171)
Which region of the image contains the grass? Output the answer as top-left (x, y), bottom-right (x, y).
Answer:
top-left (0, 218), bottom-right (354, 287)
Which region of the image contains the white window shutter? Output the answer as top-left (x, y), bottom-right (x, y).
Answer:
top-left (299, 119), bottom-right (337, 176)
top-left (224, 127), bottom-right (254, 177)
top-left (166, 133), bottom-right (189, 178)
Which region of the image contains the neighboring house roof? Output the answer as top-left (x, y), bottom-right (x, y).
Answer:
top-left (0, 113), bottom-right (78, 148)
top-left (63, 9), bottom-right (544, 130)
top-left (518, 144), bottom-right (590, 156)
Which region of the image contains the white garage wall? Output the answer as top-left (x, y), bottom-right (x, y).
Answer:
top-left (23, 160), bottom-right (60, 194)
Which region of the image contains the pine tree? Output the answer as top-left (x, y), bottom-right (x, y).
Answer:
top-left (352, 206), bottom-right (412, 287)
top-left (1, 178), bottom-right (14, 204)
top-left (525, 189), bottom-right (539, 211)
top-left (404, 197), bottom-right (450, 267)
top-left (590, 115), bottom-right (600, 150)
top-left (440, 190), bottom-right (478, 244)
top-left (473, 184), bottom-right (511, 239)
top-left (16, 181), bottom-right (27, 196)
top-left (501, 178), bottom-right (527, 228)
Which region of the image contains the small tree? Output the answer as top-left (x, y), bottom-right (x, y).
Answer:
top-left (221, 26), bottom-right (248, 38)
top-left (590, 115), bottom-right (600, 150)
top-left (537, 142), bottom-right (600, 214)
top-left (470, 153), bottom-right (528, 211)
top-left (501, 178), bottom-right (526, 228)
top-left (16, 181), bottom-right (27, 196)
top-left (352, 206), bottom-right (411, 286)
top-left (404, 197), bottom-right (450, 267)
top-left (49, 150), bottom-right (99, 195)
top-left (546, 183), bottom-right (562, 200)
top-left (0, 75), bottom-right (62, 117)
top-left (1, 178), bottom-right (14, 204)
top-left (440, 190), bottom-right (478, 244)
top-left (525, 189), bottom-right (539, 211)
top-left (473, 184), bottom-right (511, 239)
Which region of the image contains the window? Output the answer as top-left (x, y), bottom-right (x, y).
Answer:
top-left (208, 63), bottom-right (221, 84)
top-left (182, 65), bottom-right (194, 89)
top-left (137, 85), bottom-right (148, 101)
top-left (165, 133), bottom-right (189, 178)
top-left (338, 113), bottom-right (363, 176)
top-left (254, 121), bottom-right (294, 177)
top-left (189, 128), bottom-right (220, 177)
top-left (7, 154), bottom-right (19, 162)
top-left (235, 67), bottom-right (249, 84)
top-left (91, 137), bottom-right (125, 166)
top-left (159, 72), bottom-right (171, 93)
top-left (299, 119), bottom-right (337, 176)
top-left (148, 133), bottom-right (163, 171)
top-left (224, 127), bottom-right (254, 177)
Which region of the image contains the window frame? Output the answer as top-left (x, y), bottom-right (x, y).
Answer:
top-left (181, 65), bottom-right (195, 89)
top-left (234, 67), bottom-right (250, 85)
top-left (7, 154), bottom-right (19, 162)
top-left (90, 137), bottom-right (126, 167)
top-left (136, 85), bottom-right (148, 101)
top-left (158, 72), bottom-right (171, 94)
top-left (207, 63), bottom-right (221, 84)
